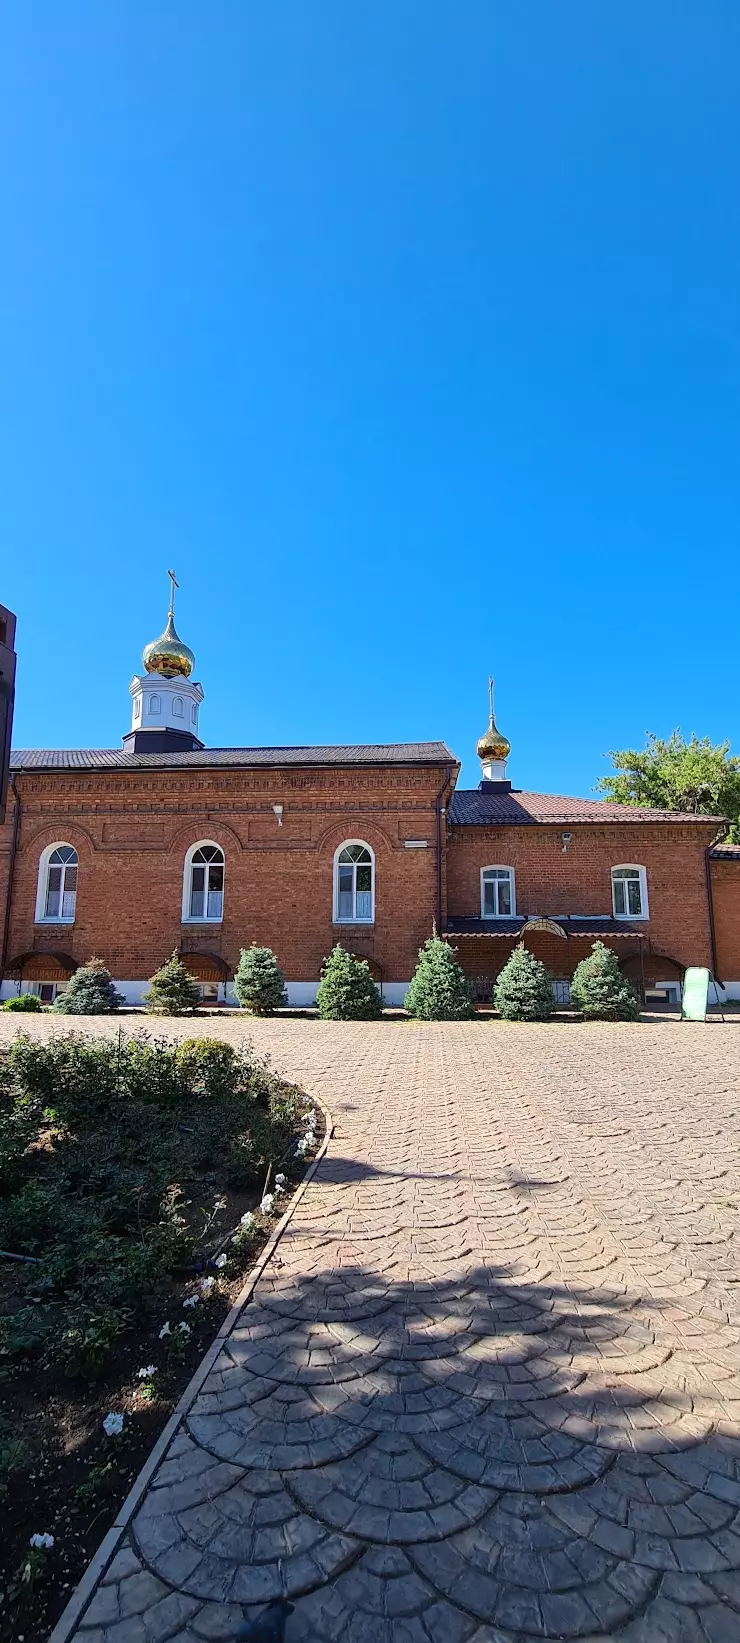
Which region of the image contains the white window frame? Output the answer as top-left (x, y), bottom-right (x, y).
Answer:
top-left (480, 865), bottom-right (516, 919)
top-left (182, 840), bottom-right (225, 924)
top-left (611, 864), bottom-right (649, 921)
top-left (35, 842), bottom-right (79, 924)
top-left (333, 840), bottom-right (375, 924)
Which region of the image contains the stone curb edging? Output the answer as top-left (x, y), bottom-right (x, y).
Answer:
top-left (46, 1096), bottom-right (335, 1643)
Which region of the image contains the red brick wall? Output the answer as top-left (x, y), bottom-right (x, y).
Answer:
top-left (710, 858), bottom-right (740, 981)
top-left (446, 820), bottom-right (717, 977)
top-left (0, 763), bottom-right (722, 990)
top-left (0, 764), bottom-right (453, 983)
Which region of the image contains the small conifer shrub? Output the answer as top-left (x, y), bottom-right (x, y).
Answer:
top-left (404, 935), bottom-right (474, 1020)
top-left (316, 945), bottom-right (382, 1021)
top-left (143, 951), bottom-right (201, 1016)
top-left (234, 944), bottom-right (288, 1015)
top-left (53, 957), bottom-right (125, 1015)
top-left (570, 941), bottom-right (640, 1021)
top-left (2, 993), bottom-right (43, 1012)
top-left (493, 944), bottom-right (554, 1021)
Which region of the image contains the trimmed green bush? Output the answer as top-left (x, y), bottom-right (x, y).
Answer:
top-left (143, 951), bottom-right (201, 1016)
top-left (234, 944), bottom-right (288, 1015)
top-left (493, 944), bottom-right (554, 1021)
top-left (2, 994), bottom-right (42, 1013)
top-left (316, 945), bottom-right (382, 1021)
top-left (570, 941), bottom-right (640, 1020)
top-left (53, 957), bottom-right (124, 1015)
top-left (175, 1037), bottom-right (242, 1099)
top-left (404, 935), bottom-right (474, 1020)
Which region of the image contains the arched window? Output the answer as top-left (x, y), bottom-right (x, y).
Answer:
top-left (183, 842), bottom-right (224, 922)
top-left (334, 842), bottom-right (375, 923)
top-left (36, 844), bottom-right (78, 923)
top-left (612, 865), bottom-right (648, 920)
top-left (481, 865), bottom-right (515, 918)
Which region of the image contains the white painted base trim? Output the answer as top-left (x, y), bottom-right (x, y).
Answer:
top-left (0, 978), bottom-right (411, 1009)
top-left (714, 980), bottom-right (740, 1001)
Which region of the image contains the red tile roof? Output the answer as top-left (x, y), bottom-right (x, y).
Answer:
top-left (448, 790), bottom-right (725, 826)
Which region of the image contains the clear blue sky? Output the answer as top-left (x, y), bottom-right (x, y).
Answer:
top-left (2, 3), bottom-right (738, 792)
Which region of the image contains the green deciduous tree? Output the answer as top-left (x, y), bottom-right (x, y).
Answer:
top-left (53, 957), bottom-right (124, 1015)
top-left (404, 934), bottom-right (474, 1020)
top-left (598, 732), bottom-right (740, 839)
top-left (234, 944), bottom-right (288, 1015)
top-left (493, 944), bottom-right (554, 1021)
top-left (316, 945), bottom-right (382, 1021)
top-left (143, 951), bottom-right (201, 1016)
top-left (570, 941), bottom-right (640, 1021)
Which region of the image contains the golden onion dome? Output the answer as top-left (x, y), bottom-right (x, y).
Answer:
top-left (477, 714), bottom-right (511, 762)
top-left (477, 679), bottom-right (510, 762)
top-left (142, 612), bottom-right (195, 679)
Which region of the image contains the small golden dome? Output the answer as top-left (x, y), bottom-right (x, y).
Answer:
top-left (477, 677), bottom-right (510, 762)
top-left (477, 715), bottom-right (511, 762)
top-left (142, 612), bottom-right (195, 679)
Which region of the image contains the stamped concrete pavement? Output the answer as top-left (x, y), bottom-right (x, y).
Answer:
top-left (28, 1015), bottom-right (740, 1643)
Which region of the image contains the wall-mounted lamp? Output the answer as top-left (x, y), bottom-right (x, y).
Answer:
top-left (272, 804), bottom-right (284, 827)
top-left (561, 831), bottom-right (572, 852)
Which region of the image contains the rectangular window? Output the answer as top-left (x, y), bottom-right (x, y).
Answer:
top-left (206, 864), bottom-right (223, 920)
top-left (355, 863), bottom-right (372, 920)
top-left (627, 877), bottom-right (642, 915)
top-left (62, 865), bottom-right (77, 920)
top-left (612, 867), bottom-right (645, 919)
top-left (190, 864), bottom-right (205, 919)
top-left (338, 865), bottom-right (354, 919)
top-left (45, 866), bottom-right (62, 920)
top-left (482, 868), bottom-right (514, 917)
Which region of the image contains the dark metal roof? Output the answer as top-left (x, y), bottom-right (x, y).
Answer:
top-left (10, 741), bottom-right (457, 773)
top-left (447, 789), bottom-right (724, 827)
top-left (710, 842), bottom-right (740, 859)
top-left (445, 916), bottom-right (646, 939)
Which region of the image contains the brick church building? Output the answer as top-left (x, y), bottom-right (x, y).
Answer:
top-left (1, 592), bottom-right (738, 1007)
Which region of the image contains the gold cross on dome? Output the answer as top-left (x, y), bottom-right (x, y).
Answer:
top-left (167, 569), bottom-right (179, 617)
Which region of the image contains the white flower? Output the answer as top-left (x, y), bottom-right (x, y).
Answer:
top-left (183, 1294), bottom-right (199, 1309)
top-left (275, 1174), bottom-right (286, 1187)
top-left (178, 1321), bottom-right (191, 1336)
top-left (199, 1276), bottom-right (216, 1294)
top-left (303, 1108), bottom-right (316, 1127)
top-left (239, 1212), bottom-right (255, 1229)
top-left (275, 1183), bottom-right (286, 1196)
top-left (103, 1412), bottom-right (124, 1438)
top-left (29, 1533), bottom-right (54, 1550)
top-left (260, 1194), bottom-right (275, 1214)
top-left (137, 1365), bottom-right (157, 1380)
top-left (158, 1322), bottom-right (171, 1339)
top-left (213, 1253), bottom-right (228, 1269)
top-left (296, 1138), bottom-right (308, 1157)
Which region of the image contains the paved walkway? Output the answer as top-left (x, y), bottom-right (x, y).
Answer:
top-left (37, 1017), bottom-right (740, 1641)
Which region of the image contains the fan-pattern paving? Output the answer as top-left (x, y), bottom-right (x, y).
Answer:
top-left (37, 1016), bottom-right (740, 1642)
